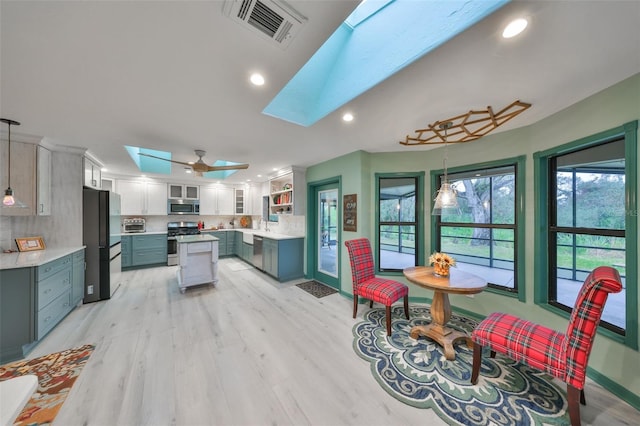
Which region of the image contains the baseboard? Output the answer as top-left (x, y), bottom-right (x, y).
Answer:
top-left (587, 366), bottom-right (640, 411)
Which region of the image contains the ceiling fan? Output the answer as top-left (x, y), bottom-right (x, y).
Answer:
top-left (139, 149), bottom-right (249, 176)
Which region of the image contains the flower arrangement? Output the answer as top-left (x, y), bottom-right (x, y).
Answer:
top-left (429, 252), bottom-right (456, 277)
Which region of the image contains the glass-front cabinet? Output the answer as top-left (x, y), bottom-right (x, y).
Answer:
top-left (168, 184), bottom-right (199, 200)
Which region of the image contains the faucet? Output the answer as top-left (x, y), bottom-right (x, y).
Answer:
top-left (264, 219), bottom-right (269, 232)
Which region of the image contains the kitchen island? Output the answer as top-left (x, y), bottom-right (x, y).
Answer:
top-left (176, 234), bottom-right (219, 293)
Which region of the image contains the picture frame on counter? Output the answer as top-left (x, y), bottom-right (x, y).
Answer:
top-left (15, 236), bottom-right (46, 252)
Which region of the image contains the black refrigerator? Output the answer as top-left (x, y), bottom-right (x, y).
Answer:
top-left (82, 188), bottom-right (122, 303)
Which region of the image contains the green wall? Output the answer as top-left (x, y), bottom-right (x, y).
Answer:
top-left (306, 73), bottom-right (640, 406)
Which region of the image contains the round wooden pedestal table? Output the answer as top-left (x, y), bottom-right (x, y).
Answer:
top-left (403, 266), bottom-right (487, 360)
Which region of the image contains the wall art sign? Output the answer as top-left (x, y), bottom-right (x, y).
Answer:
top-left (343, 194), bottom-right (357, 232)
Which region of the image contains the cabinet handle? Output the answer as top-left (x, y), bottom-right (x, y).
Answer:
top-left (40, 203), bottom-right (44, 213)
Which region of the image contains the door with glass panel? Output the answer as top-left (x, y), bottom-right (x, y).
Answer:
top-left (313, 183), bottom-right (339, 288)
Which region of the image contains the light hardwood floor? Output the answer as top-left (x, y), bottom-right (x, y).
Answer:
top-left (29, 258), bottom-right (639, 426)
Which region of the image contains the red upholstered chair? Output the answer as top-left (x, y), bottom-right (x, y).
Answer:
top-left (345, 238), bottom-right (409, 336)
top-left (471, 266), bottom-right (623, 426)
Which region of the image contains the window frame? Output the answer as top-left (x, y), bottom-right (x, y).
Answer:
top-left (533, 120), bottom-right (638, 349)
top-left (431, 156), bottom-right (526, 301)
top-left (375, 172), bottom-right (425, 274)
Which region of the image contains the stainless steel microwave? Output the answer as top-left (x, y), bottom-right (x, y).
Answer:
top-left (167, 199), bottom-right (200, 215)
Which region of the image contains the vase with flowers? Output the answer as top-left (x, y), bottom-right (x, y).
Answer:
top-left (429, 252), bottom-right (456, 277)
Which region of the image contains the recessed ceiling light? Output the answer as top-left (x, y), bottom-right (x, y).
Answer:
top-left (184, 167), bottom-right (192, 174)
top-left (502, 18), bottom-right (528, 39)
top-left (342, 112), bottom-right (354, 122)
top-left (101, 167), bottom-right (108, 172)
top-left (250, 73), bottom-right (265, 86)
top-left (257, 174), bottom-right (262, 178)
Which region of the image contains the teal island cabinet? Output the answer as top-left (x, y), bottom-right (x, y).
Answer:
top-left (176, 234), bottom-right (219, 293)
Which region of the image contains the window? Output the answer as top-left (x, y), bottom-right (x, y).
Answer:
top-left (433, 158), bottom-right (525, 298)
top-left (535, 121), bottom-right (637, 346)
top-left (377, 174), bottom-right (424, 272)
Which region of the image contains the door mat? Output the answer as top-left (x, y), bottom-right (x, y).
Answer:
top-left (228, 262), bottom-right (254, 272)
top-left (296, 280), bottom-right (338, 298)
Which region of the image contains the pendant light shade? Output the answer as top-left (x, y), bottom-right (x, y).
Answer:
top-left (1, 118), bottom-right (26, 209)
top-left (432, 122), bottom-right (459, 215)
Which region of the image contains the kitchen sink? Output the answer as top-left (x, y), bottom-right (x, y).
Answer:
top-left (242, 231), bottom-right (254, 244)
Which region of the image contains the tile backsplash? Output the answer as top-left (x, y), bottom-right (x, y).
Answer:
top-left (1, 151), bottom-right (83, 252)
top-left (126, 214), bottom-right (305, 236)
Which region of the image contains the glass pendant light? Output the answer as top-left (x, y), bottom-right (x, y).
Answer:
top-left (1, 118), bottom-right (26, 208)
top-left (432, 122), bottom-right (459, 215)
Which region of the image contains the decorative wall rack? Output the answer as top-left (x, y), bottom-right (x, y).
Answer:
top-left (399, 100), bottom-right (531, 145)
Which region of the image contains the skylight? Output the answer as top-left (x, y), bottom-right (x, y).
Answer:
top-left (125, 146), bottom-right (171, 175)
top-left (263, 0), bottom-right (510, 126)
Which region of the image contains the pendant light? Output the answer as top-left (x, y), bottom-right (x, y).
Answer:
top-left (1, 118), bottom-right (24, 208)
top-left (432, 121), bottom-right (459, 215)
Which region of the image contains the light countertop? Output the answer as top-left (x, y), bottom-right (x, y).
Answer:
top-left (120, 231), bottom-right (167, 236)
top-left (176, 234), bottom-right (218, 244)
top-left (0, 246), bottom-right (85, 270)
top-left (200, 228), bottom-right (304, 240)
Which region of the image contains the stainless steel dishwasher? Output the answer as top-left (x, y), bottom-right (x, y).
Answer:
top-left (253, 235), bottom-right (263, 270)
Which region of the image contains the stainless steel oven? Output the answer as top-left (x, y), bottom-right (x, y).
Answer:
top-left (167, 236), bottom-right (178, 266)
top-left (167, 221), bottom-right (199, 266)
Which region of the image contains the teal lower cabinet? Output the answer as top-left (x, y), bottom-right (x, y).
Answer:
top-left (71, 249), bottom-right (85, 306)
top-left (121, 235), bottom-right (132, 268)
top-left (36, 254), bottom-right (73, 340)
top-left (263, 237), bottom-right (304, 282)
top-left (126, 234), bottom-right (167, 268)
top-left (0, 248), bottom-right (85, 363)
top-left (0, 268), bottom-right (35, 363)
top-left (211, 231), bottom-right (228, 256)
top-left (241, 242), bottom-right (253, 264)
top-left (233, 231), bottom-right (242, 256)
top-left (225, 232), bottom-right (233, 255)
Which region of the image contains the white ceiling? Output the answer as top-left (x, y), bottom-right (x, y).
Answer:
top-left (1, 0), bottom-right (639, 184)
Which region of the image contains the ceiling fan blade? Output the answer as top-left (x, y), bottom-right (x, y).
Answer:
top-left (206, 163), bottom-right (250, 171)
top-left (138, 152), bottom-right (191, 167)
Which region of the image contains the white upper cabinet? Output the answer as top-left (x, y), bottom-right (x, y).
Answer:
top-left (200, 185), bottom-right (234, 215)
top-left (168, 184), bottom-right (199, 200)
top-left (234, 188), bottom-right (245, 215)
top-left (83, 156), bottom-right (102, 189)
top-left (117, 180), bottom-right (145, 216)
top-left (117, 179), bottom-right (170, 216)
top-left (146, 181), bottom-right (168, 215)
top-left (268, 167), bottom-right (306, 217)
top-left (36, 146), bottom-right (52, 215)
top-left (0, 139), bottom-right (51, 216)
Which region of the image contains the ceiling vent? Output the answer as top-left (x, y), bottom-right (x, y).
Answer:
top-left (223, 0), bottom-right (308, 49)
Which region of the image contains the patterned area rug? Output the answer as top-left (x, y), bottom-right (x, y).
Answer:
top-left (0, 344), bottom-right (95, 426)
top-left (353, 306), bottom-right (569, 425)
top-left (296, 280), bottom-right (338, 298)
